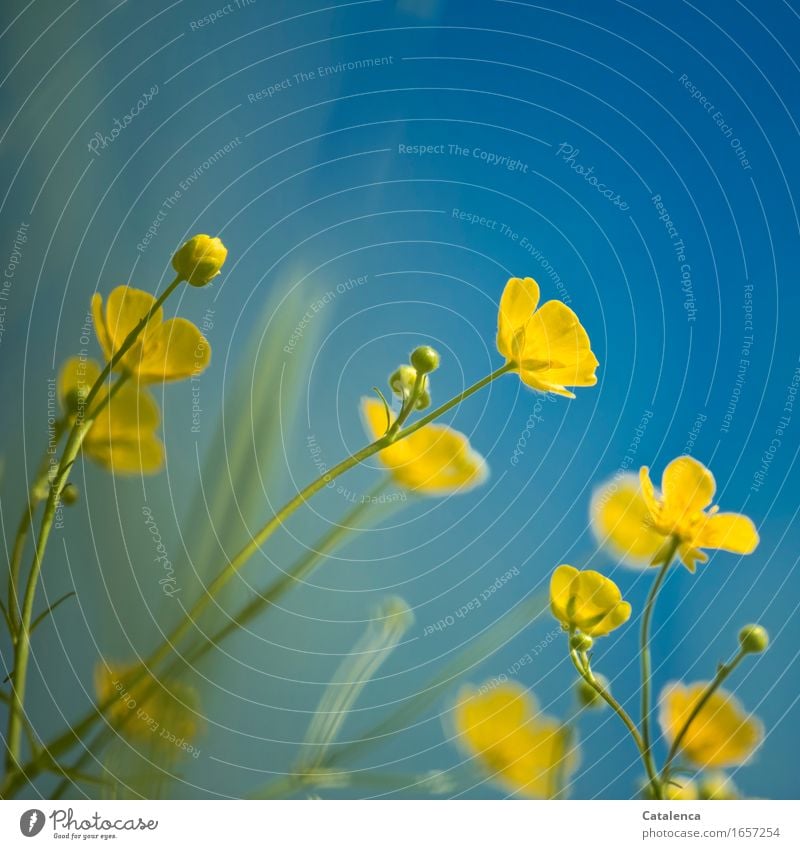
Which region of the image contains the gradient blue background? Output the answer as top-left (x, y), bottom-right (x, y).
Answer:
top-left (0, 0), bottom-right (798, 799)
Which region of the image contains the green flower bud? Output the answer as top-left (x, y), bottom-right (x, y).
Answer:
top-left (738, 624), bottom-right (769, 654)
top-left (576, 674), bottom-right (608, 710)
top-left (415, 388), bottom-right (431, 410)
top-left (410, 345), bottom-right (440, 374)
top-left (389, 364), bottom-right (418, 397)
top-left (61, 483), bottom-right (80, 506)
top-left (569, 632), bottom-right (593, 652)
top-left (172, 234), bottom-right (227, 286)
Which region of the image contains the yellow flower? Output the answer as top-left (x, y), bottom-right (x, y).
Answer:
top-left (659, 682), bottom-right (763, 768)
top-left (663, 779), bottom-right (699, 800)
top-left (171, 234), bottom-right (227, 286)
top-left (58, 357), bottom-right (163, 474)
top-left (496, 276), bottom-right (598, 397)
top-left (361, 397), bottom-right (488, 495)
top-left (699, 771), bottom-right (740, 800)
top-left (452, 682), bottom-right (578, 798)
top-left (95, 661), bottom-right (202, 751)
top-left (92, 285), bottom-right (210, 382)
top-left (593, 457), bottom-right (759, 571)
top-left (550, 564), bottom-right (631, 637)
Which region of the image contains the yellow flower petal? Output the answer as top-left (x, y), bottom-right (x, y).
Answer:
top-left (137, 317), bottom-right (210, 382)
top-left (659, 682), bottom-right (763, 768)
top-left (91, 293), bottom-right (114, 363)
top-left (549, 564), bottom-right (579, 625)
top-left (638, 466), bottom-right (660, 517)
top-left (590, 474), bottom-right (666, 567)
top-left (497, 276), bottom-right (540, 361)
top-left (549, 564), bottom-right (631, 637)
top-left (58, 356), bottom-right (102, 412)
top-left (696, 513), bottom-right (759, 555)
top-left (661, 456), bottom-right (716, 518)
top-left (453, 682), bottom-right (578, 799)
top-left (85, 432), bottom-right (164, 474)
top-left (360, 398), bottom-right (488, 495)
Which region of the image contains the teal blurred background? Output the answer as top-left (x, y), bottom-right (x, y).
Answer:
top-left (0, 0), bottom-right (798, 799)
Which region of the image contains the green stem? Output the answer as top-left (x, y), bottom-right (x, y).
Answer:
top-left (660, 647), bottom-right (748, 780)
top-left (568, 646), bottom-right (660, 794)
top-left (1, 363), bottom-right (511, 797)
top-left (639, 535), bottom-right (680, 797)
top-left (4, 274), bottom-right (182, 774)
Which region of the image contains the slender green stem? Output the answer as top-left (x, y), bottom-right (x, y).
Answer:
top-left (639, 535), bottom-right (680, 797)
top-left (661, 647), bottom-right (748, 780)
top-left (568, 646), bottom-right (660, 794)
top-left (4, 274), bottom-right (182, 774)
top-left (387, 372), bottom-right (425, 439)
top-left (1, 363), bottom-right (511, 797)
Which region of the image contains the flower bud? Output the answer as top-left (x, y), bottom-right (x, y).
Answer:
top-left (172, 234), bottom-right (227, 286)
top-left (576, 673), bottom-right (608, 709)
top-left (410, 345), bottom-right (440, 374)
top-left (415, 388), bottom-right (431, 410)
top-left (389, 365), bottom-right (418, 397)
top-left (61, 483), bottom-right (80, 506)
top-left (738, 624), bottom-right (769, 654)
top-left (569, 632), bottom-right (593, 652)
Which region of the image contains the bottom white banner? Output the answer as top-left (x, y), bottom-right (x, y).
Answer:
top-left (0, 799), bottom-right (797, 847)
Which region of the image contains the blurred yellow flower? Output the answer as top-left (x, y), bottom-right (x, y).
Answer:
top-left (593, 457), bottom-right (759, 571)
top-left (496, 276), bottom-right (598, 397)
top-left (172, 234), bottom-right (227, 287)
top-left (361, 397), bottom-right (487, 495)
top-left (659, 682), bottom-right (763, 769)
top-left (699, 771), bottom-right (740, 800)
top-left (95, 661), bottom-right (202, 751)
top-left (92, 285), bottom-right (210, 382)
top-left (664, 779), bottom-right (699, 800)
top-left (59, 357), bottom-right (163, 474)
top-left (453, 682), bottom-right (577, 798)
top-left (550, 564), bottom-right (631, 637)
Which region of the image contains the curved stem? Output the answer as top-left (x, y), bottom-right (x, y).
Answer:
top-left (660, 647), bottom-right (747, 780)
top-left (1, 363), bottom-right (511, 796)
top-left (639, 535), bottom-right (680, 797)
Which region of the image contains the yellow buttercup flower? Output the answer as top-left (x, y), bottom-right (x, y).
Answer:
top-left (659, 682), bottom-right (763, 769)
top-left (550, 564), bottom-right (631, 637)
top-left (92, 285), bottom-right (211, 382)
top-left (361, 397), bottom-right (488, 495)
top-left (452, 682), bottom-right (578, 798)
top-left (58, 357), bottom-right (163, 474)
top-left (172, 234), bottom-right (228, 287)
top-left (496, 276), bottom-right (598, 397)
top-left (699, 771), bottom-right (740, 800)
top-left (95, 661), bottom-right (202, 751)
top-left (664, 779), bottom-right (698, 800)
top-left (592, 458), bottom-right (760, 571)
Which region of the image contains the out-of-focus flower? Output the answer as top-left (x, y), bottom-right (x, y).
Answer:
top-left (496, 276), bottom-right (598, 397)
top-left (664, 779), bottom-right (699, 800)
top-left (361, 397), bottom-right (488, 495)
top-left (452, 682), bottom-right (578, 799)
top-left (58, 357), bottom-right (163, 474)
top-left (92, 285), bottom-right (210, 382)
top-left (699, 771), bottom-right (740, 800)
top-left (550, 564), bottom-right (631, 638)
top-left (171, 234), bottom-right (227, 287)
top-left (659, 682), bottom-right (763, 768)
top-left (592, 457), bottom-right (759, 571)
top-left (95, 661), bottom-right (202, 752)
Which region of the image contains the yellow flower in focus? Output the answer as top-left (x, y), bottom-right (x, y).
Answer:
top-left (95, 661), bottom-right (202, 751)
top-left (550, 564), bottom-right (631, 637)
top-left (171, 234), bottom-right (227, 286)
top-left (58, 357), bottom-right (163, 474)
top-left (453, 682), bottom-right (578, 799)
top-left (496, 276), bottom-right (598, 397)
top-left (92, 285), bottom-right (211, 382)
top-left (659, 682), bottom-right (763, 769)
top-left (361, 397), bottom-right (488, 495)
